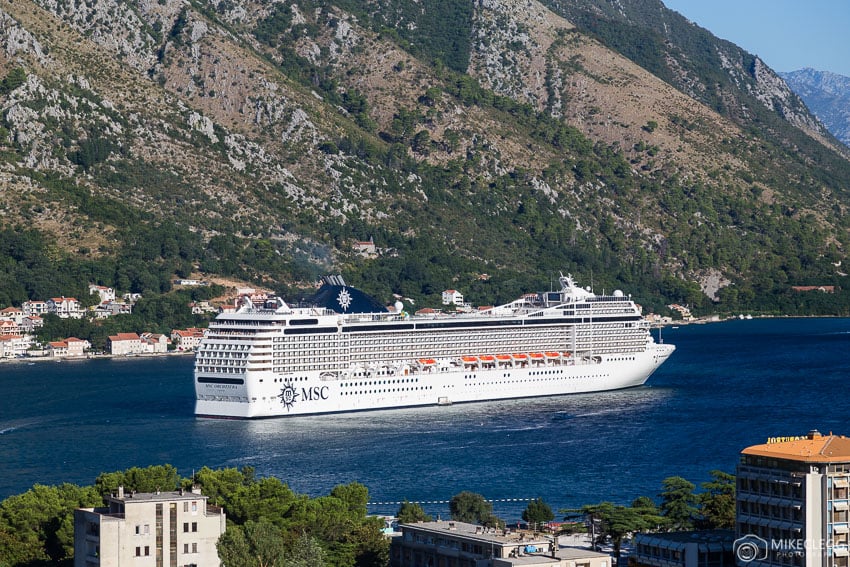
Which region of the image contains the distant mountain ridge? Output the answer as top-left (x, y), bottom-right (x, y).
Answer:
top-left (780, 68), bottom-right (850, 148)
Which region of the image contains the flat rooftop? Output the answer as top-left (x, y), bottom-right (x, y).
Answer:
top-left (635, 530), bottom-right (735, 551)
top-left (400, 520), bottom-right (551, 546)
top-left (107, 489), bottom-right (206, 503)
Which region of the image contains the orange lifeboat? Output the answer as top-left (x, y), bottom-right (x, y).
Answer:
top-left (529, 352), bottom-right (544, 360)
top-left (544, 352), bottom-right (561, 359)
top-left (512, 353), bottom-right (528, 360)
top-left (479, 355), bottom-right (495, 363)
top-left (418, 358), bottom-right (436, 366)
top-left (495, 354), bottom-right (512, 362)
top-left (562, 352), bottom-right (572, 358)
top-left (462, 356), bottom-right (478, 364)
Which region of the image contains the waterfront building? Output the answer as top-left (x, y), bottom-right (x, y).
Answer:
top-left (171, 328), bottom-right (205, 351)
top-left (108, 333), bottom-right (142, 355)
top-left (736, 430), bottom-right (850, 567)
top-left (74, 486), bottom-right (225, 567)
top-left (47, 337), bottom-right (90, 358)
top-left (0, 334), bottom-right (29, 358)
top-left (631, 530), bottom-right (735, 567)
top-left (390, 520), bottom-right (610, 567)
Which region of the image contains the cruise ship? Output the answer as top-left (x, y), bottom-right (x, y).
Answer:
top-left (194, 274), bottom-right (675, 418)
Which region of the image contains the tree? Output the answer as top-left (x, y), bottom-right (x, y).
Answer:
top-left (397, 501), bottom-right (432, 524)
top-left (564, 501), bottom-right (661, 566)
top-left (699, 470), bottom-right (736, 529)
top-left (216, 520), bottom-right (287, 567)
top-left (94, 465), bottom-right (180, 496)
top-left (287, 531), bottom-right (327, 567)
top-left (522, 498), bottom-right (554, 529)
top-left (0, 483), bottom-right (100, 565)
top-left (659, 476), bottom-right (699, 530)
top-left (449, 491), bottom-right (502, 527)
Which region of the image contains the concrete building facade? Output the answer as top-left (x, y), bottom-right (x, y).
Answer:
top-left (735, 430), bottom-right (850, 567)
top-left (631, 530), bottom-right (735, 567)
top-left (74, 486), bottom-right (225, 567)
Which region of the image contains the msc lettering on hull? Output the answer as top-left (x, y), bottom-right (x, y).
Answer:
top-left (302, 386), bottom-right (329, 401)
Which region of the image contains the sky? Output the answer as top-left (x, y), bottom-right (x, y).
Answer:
top-left (661, 0), bottom-right (850, 77)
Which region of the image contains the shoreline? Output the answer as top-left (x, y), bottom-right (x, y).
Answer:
top-left (0, 349), bottom-right (196, 365)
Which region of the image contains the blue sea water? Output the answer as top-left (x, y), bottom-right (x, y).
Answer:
top-left (1, 318), bottom-right (848, 520)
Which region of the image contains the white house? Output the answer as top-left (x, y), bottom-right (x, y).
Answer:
top-left (0, 306), bottom-right (24, 325)
top-left (441, 289), bottom-right (464, 306)
top-left (171, 328), bottom-right (205, 351)
top-left (0, 335), bottom-right (30, 358)
top-left (22, 300), bottom-right (48, 317)
top-left (140, 333), bottom-right (169, 353)
top-left (89, 284), bottom-right (116, 303)
top-left (352, 237), bottom-right (377, 257)
top-left (47, 297), bottom-right (84, 319)
top-left (48, 337), bottom-right (89, 358)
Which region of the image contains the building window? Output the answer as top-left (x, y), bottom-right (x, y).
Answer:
top-left (184, 543), bottom-right (189, 553)
top-left (136, 547), bottom-right (141, 556)
top-left (192, 522), bottom-right (197, 532)
top-left (145, 546), bottom-right (150, 556)
top-left (184, 502), bottom-right (189, 512)
top-left (183, 522), bottom-right (189, 533)
top-left (192, 543), bottom-right (197, 553)
top-left (136, 525), bottom-right (141, 535)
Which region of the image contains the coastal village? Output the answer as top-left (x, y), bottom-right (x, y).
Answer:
top-left (0, 281), bottom-right (223, 360)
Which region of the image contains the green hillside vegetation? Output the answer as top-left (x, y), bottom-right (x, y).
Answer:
top-left (0, 0), bottom-right (848, 321)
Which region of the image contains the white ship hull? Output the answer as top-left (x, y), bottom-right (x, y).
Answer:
top-left (195, 345), bottom-right (674, 419)
top-left (194, 274), bottom-right (675, 419)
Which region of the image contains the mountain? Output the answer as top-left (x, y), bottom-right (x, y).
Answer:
top-left (780, 68), bottom-right (850, 148)
top-left (0, 0), bottom-right (849, 319)
top-left (539, 0), bottom-right (845, 156)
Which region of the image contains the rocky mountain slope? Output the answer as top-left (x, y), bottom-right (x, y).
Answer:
top-left (780, 68), bottom-right (850, 148)
top-left (0, 0), bottom-right (849, 315)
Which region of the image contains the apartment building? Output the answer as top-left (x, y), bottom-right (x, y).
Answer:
top-left (74, 486), bottom-right (225, 567)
